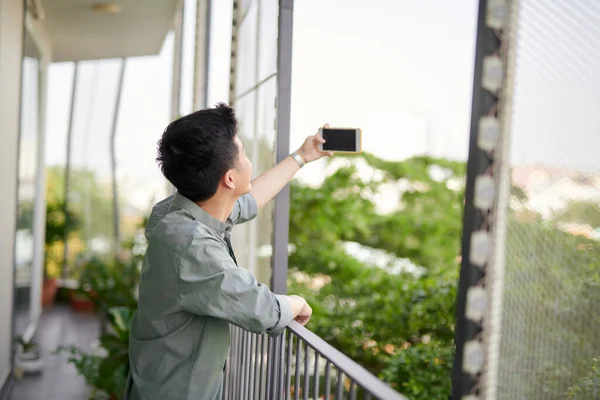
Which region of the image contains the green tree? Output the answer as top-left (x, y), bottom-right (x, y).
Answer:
top-left (288, 154), bottom-right (464, 397)
top-left (497, 214), bottom-right (600, 400)
top-left (553, 200), bottom-right (600, 228)
top-left (46, 166), bottom-right (115, 245)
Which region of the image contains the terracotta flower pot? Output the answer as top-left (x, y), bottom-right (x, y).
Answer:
top-left (42, 278), bottom-right (58, 308)
top-left (69, 290), bottom-right (96, 312)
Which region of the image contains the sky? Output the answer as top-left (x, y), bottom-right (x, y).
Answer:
top-left (40, 0), bottom-right (600, 211)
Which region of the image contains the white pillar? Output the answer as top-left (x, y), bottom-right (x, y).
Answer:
top-left (0, 0), bottom-right (25, 389)
top-left (26, 11), bottom-right (52, 345)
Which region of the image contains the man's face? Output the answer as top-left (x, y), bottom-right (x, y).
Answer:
top-left (232, 135), bottom-right (253, 195)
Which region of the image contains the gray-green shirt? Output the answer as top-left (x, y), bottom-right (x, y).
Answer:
top-left (124, 192), bottom-right (293, 400)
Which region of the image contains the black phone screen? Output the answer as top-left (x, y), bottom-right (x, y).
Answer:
top-left (321, 129), bottom-right (357, 151)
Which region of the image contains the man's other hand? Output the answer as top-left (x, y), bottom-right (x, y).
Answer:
top-left (284, 295), bottom-right (313, 326)
top-left (294, 303), bottom-right (312, 326)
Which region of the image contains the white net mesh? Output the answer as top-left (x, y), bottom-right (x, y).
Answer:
top-left (495, 1), bottom-right (600, 398)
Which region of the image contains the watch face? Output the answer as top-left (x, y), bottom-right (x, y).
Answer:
top-left (293, 152), bottom-right (304, 167)
top-left (292, 152), bottom-right (304, 167)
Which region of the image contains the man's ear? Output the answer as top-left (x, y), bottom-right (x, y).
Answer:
top-left (223, 169), bottom-right (236, 190)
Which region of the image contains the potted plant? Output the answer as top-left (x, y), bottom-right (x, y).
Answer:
top-left (14, 336), bottom-right (44, 377)
top-left (55, 306), bottom-right (134, 399)
top-left (69, 256), bottom-right (107, 312)
top-left (43, 199), bottom-right (81, 307)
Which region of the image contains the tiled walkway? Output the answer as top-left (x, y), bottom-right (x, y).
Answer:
top-left (10, 304), bottom-right (99, 400)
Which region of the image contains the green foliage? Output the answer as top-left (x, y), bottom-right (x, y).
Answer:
top-left (498, 213), bottom-right (600, 399)
top-left (567, 358), bottom-right (600, 399)
top-left (553, 200), bottom-right (600, 228)
top-left (382, 341), bottom-right (454, 400)
top-left (289, 153), bottom-right (464, 396)
top-left (55, 307), bottom-right (133, 400)
top-left (45, 199), bottom-right (81, 246)
top-left (16, 200), bottom-right (34, 232)
top-left (14, 335), bottom-right (38, 353)
top-left (55, 219), bottom-right (145, 399)
top-left (77, 256), bottom-right (140, 313)
top-left (46, 166), bottom-right (115, 242)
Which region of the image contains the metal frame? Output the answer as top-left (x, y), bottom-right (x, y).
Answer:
top-left (224, 322), bottom-right (408, 400)
top-left (166, 0), bottom-right (185, 195)
top-left (171, 0), bottom-right (184, 120)
top-left (452, 0), bottom-right (510, 398)
top-left (192, 0), bottom-right (211, 110)
top-left (24, 9), bottom-right (50, 344)
top-left (271, 0), bottom-right (294, 295)
top-left (287, 322), bottom-right (407, 399)
top-left (7, 0), bottom-right (27, 389)
top-left (228, 0), bottom-right (241, 107)
top-left (110, 58), bottom-right (126, 255)
top-left (60, 62), bottom-right (79, 280)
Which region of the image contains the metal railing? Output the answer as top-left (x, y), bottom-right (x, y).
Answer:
top-left (223, 321), bottom-right (407, 400)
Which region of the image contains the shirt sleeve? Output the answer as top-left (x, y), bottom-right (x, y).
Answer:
top-left (178, 236), bottom-right (293, 336)
top-left (229, 193), bottom-right (258, 225)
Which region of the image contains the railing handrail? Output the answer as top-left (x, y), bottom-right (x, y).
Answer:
top-left (287, 321), bottom-right (409, 400)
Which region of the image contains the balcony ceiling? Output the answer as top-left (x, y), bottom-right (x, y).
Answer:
top-left (42, 0), bottom-right (179, 62)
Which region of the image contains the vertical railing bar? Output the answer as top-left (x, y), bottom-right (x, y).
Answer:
top-left (231, 327), bottom-right (238, 398)
top-left (259, 334), bottom-right (266, 400)
top-left (350, 380), bottom-right (357, 400)
top-left (246, 333), bottom-right (253, 400)
top-left (241, 331), bottom-right (248, 399)
top-left (335, 369), bottom-right (344, 399)
top-left (248, 333), bottom-right (258, 399)
top-left (324, 361), bottom-right (331, 400)
top-left (313, 352), bottom-right (320, 400)
top-left (238, 330), bottom-right (246, 399)
top-left (238, 328), bottom-right (244, 399)
top-left (277, 331), bottom-right (286, 399)
top-left (254, 333), bottom-right (261, 400)
top-left (241, 329), bottom-right (247, 399)
top-left (303, 342), bottom-right (310, 400)
top-left (285, 331), bottom-right (294, 400)
top-left (244, 332), bottom-right (254, 400)
top-left (294, 337), bottom-right (302, 400)
top-left (265, 336), bottom-right (274, 400)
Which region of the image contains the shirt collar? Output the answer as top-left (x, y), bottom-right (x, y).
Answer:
top-left (173, 192), bottom-right (234, 233)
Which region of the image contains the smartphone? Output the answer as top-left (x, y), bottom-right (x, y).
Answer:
top-left (318, 127), bottom-right (362, 153)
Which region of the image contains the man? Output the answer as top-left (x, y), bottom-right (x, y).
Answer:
top-left (124, 103), bottom-right (333, 400)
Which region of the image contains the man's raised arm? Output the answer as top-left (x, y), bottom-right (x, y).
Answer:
top-left (250, 126), bottom-right (333, 208)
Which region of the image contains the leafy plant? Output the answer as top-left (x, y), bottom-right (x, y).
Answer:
top-left (382, 341), bottom-right (454, 400)
top-left (55, 307), bottom-right (133, 400)
top-left (567, 358), bottom-right (600, 399)
top-left (288, 153), bottom-right (463, 397)
top-left (14, 336), bottom-right (39, 353)
top-left (76, 256), bottom-right (139, 313)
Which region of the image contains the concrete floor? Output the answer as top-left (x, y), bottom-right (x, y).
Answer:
top-left (10, 304), bottom-right (100, 400)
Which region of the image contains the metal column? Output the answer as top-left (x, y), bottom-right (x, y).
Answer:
top-left (61, 62), bottom-right (79, 280)
top-left (451, 0), bottom-right (512, 398)
top-left (193, 0), bottom-right (211, 111)
top-left (109, 58), bottom-right (126, 257)
top-left (271, 0), bottom-right (294, 295)
top-left (166, 0), bottom-right (185, 195)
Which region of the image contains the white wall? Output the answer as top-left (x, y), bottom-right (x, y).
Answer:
top-left (0, 0), bottom-right (24, 389)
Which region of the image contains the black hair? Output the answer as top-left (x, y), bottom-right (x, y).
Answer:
top-left (157, 102), bottom-right (239, 202)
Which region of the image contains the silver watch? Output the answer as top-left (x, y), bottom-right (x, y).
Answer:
top-left (291, 151), bottom-right (305, 168)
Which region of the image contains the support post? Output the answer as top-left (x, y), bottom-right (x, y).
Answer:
top-left (61, 62), bottom-right (79, 280)
top-left (271, 0), bottom-right (294, 295)
top-left (110, 58), bottom-right (126, 257)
